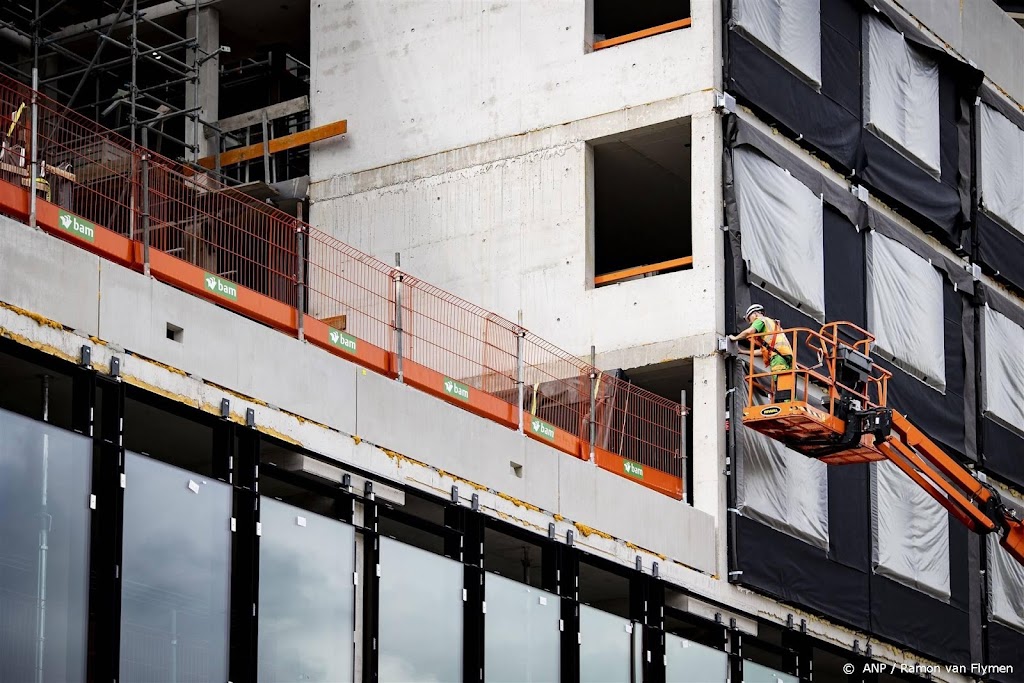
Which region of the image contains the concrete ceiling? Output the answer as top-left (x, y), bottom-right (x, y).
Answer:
top-left (595, 118), bottom-right (692, 183)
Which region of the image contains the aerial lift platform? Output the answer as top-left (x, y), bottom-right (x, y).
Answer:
top-left (737, 321), bottom-right (1024, 566)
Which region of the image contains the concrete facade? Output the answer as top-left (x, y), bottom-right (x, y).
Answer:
top-left (0, 214), bottom-right (976, 678)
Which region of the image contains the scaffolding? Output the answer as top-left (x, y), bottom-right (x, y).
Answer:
top-left (0, 0), bottom-right (313, 195)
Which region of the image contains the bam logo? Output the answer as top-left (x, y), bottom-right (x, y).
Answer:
top-left (623, 460), bottom-right (645, 479)
top-left (443, 377), bottom-right (470, 401)
top-left (530, 418), bottom-right (556, 441)
top-left (203, 273), bottom-right (238, 301)
top-left (57, 210), bottom-right (95, 243)
top-left (328, 328), bottom-right (358, 353)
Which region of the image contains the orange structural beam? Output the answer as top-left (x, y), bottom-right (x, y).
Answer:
top-left (593, 17), bottom-right (692, 51)
top-left (594, 255), bottom-right (693, 286)
top-left (402, 360), bottom-right (518, 429)
top-left (195, 120), bottom-right (348, 170)
top-left (144, 246), bottom-right (297, 334)
top-left (592, 446), bottom-right (684, 500)
top-left (524, 411), bottom-right (582, 458)
top-left (304, 315), bottom-right (393, 379)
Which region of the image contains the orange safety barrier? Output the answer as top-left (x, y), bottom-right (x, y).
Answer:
top-left (0, 74), bottom-right (686, 500)
top-left (591, 446), bottom-right (685, 500)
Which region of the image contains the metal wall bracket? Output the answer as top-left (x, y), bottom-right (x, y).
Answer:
top-left (220, 398), bottom-right (230, 419)
top-left (548, 523), bottom-right (556, 540)
top-left (80, 345), bottom-right (92, 368)
top-left (245, 407), bottom-right (255, 428)
top-left (715, 91), bottom-right (736, 113)
top-left (109, 356), bottom-right (121, 378)
top-left (652, 562), bottom-right (659, 579)
top-left (471, 493), bottom-right (479, 511)
top-left (450, 485), bottom-right (459, 504)
top-left (566, 530), bottom-right (574, 547)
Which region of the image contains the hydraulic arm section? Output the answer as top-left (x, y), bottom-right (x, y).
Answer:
top-left (738, 321), bottom-right (1024, 566)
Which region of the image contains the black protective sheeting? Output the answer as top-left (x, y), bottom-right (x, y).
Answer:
top-left (727, 33), bottom-right (860, 171)
top-left (987, 623), bottom-right (1024, 683)
top-left (857, 131), bottom-right (959, 240)
top-left (823, 205), bottom-right (866, 327)
top-left (727, 0), bottom-right (981, 249)
top-left (733, 515), bottom-right (870, 631)
top-left (982, 418), bottom-right (1024, 490)
top-left (868, 529), bottom-right (974, 666)
top-left (874, 282), bottom-right (970, 458)
top-left (977, 210), bottom-right (1024, 296)
top-left (726, 0), bottom-right (862, 171)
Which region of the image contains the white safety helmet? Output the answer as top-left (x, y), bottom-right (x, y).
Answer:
top-left (744, 303), bottom-right (764, 319)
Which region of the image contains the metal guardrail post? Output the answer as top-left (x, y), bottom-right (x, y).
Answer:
top-left (589, 345), bottom-right (597, 463)
top-left (680, 388), bottom-right (688, 475)
top-left (295, 215), bottom-right (305, 342)
top-left (29, 67), bottom-right (38, 230)
top-left (141, 129), bottom-right (150, 276)
top-left (394, 252), bottom-right (404, 383)
top-left (516, 314), bottom-right (525, 433)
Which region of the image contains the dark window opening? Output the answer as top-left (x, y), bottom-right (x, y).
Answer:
top-left (0, 349), bottom-right (74, 430)
top-left (579, 560), bottom-right (631, 618)
top-left (593, 119), bottom-right (692, 286)
top-left (593, 0), bottom-right (692, 45)
top-left (123, 397), bottom-right (215, 477)
top-left (484, 524), bottom-right (545, 589)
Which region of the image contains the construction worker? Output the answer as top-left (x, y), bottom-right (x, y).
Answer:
top-left (730, 304), bottom-right (794, 402)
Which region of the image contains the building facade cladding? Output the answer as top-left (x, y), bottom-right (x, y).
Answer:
top-left (725, 0), bottom-right (1024, 675)
top-left (0, 341), bottom-right (859, 683)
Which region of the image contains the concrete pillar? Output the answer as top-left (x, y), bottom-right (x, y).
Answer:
top-left (691, 353), bottom-right (727, 575)
top-left (186, 7), bottom-right (219, 160)
top-left (688, 105), bottom-right (726, 573)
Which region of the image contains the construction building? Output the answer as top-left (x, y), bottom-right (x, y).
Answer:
top-left (0, 0), bottom-right (1023, 681)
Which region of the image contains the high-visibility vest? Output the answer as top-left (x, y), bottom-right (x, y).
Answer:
top-left (759, 317), bottom-right (793, 365)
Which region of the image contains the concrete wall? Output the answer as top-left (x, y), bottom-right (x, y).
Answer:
top-left (309, 0), bottom-right (718, 179)
top-left (311, 95), bottom-right (723, 362)
top-left (887, 0), bottom-right (1024, 104)
top-left (0, 215), bottom-right (715, 574)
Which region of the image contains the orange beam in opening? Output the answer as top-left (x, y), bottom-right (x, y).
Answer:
top-left (194, 120), bottom-right (348, 170)
top-left (593, 17), bottom-right (692, 51)
top-left (594, 255), bottom-right (693, 286)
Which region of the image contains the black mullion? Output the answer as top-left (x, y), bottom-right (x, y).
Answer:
top-left (86, 374), bottom-right (125, 682)
top-left (362, 485), bottom-right (380, 683)
top-left (560, 544), bottom-right (580, 682)
top-left (228, 424), bottom-right (259, 682)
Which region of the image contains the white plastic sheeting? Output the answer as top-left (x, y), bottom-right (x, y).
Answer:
top-left (871, 461), bottom-right (951, 601)
top-left (735, 147), bottom-right (825, 320)
top-left (732, 0), bottom-right (821, 87)
top-left (736, 377), bottom-right (830, 550)
top-left (864, 15), bottom-right (940, 175)
top-left (979, 104), bottom-right (1024, 234)
top-left (983, 307), bottom-right (1024, 430)
top-left (988, 496), bottom-right (1024, 632)
top-left (867, 232), bottom-right (946, 390)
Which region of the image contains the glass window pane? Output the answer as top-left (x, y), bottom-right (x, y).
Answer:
top-left (579, 605), bottom-right (634, 683)
top-left (120, 452), bottom-right (232, 682)
top-left (379, 538), bottom-right (463, 682)
top-left (0, 408), bottom-right (91, 682)
top-left (665, 635), bottom-right (728, 683)
top-left (484, 573), bottom-right (559, 682)
top-left (258, 498), bottom-right (355, 682)
top-left (745, 660), bottom-right (799, 683)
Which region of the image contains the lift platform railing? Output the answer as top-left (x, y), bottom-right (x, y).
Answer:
top-left (742, 324), bottom-right (891, 416)
top-left (0, 74), bottom-right (687, 496)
